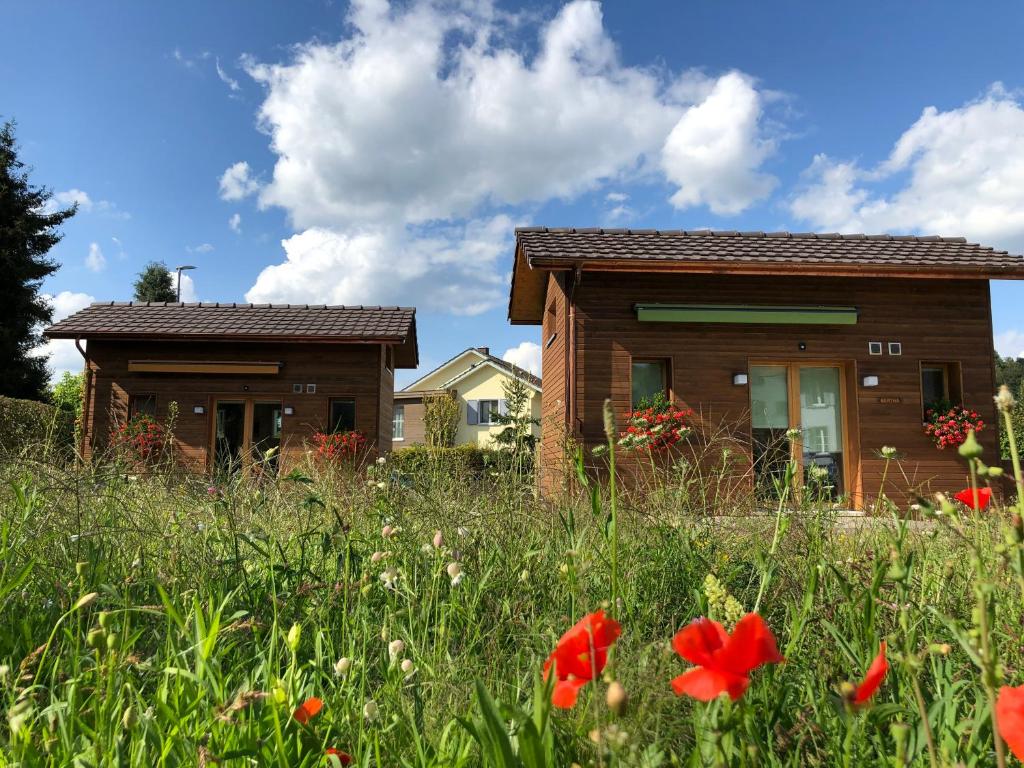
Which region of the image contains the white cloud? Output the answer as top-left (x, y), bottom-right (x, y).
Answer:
top-left (790, 84), bottom-right (1024, 250)
top-left (661, 72), bottom-right (778, 215)
top-left (215, 57), bottom-right (241, 92)
top-left (43, 188), bottom-right (129, 219)
top-left (178, 273), bottom-right (198, 302)
top-left (228, 213), bottom-right (242, 233)
top-left (246, 215), bottom-right (512, 315)
top-left (502, 341), bottom-right (542, 377)
top-left (239, 0), bottom-right (779, 311)
top-left (34, 291), bottom-right (96, 381)
top-left (85, 242), bottom-right (106, 272)
top-left (52, 188), bottom-right (93, 210)
top-left (219, 162), bottom-right (261, 201)
top-left (995, 329), bottom-right (1024, 359)
top-left (243, 0), bottom-right (777, 229)
top-left (187, 243), bottom-right (215, 254)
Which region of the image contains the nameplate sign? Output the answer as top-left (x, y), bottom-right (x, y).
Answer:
top-left (877, 397), bottom-right (902, 404)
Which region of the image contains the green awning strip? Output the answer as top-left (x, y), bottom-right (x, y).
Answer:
top-left (635, 304), bottom-right (859, 325)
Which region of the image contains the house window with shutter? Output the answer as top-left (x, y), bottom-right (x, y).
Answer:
top-left (467, 399), bottom-right (506, 426)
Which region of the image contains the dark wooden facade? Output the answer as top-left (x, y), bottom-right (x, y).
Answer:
top-left (79, 340), bottom-right (398, 469)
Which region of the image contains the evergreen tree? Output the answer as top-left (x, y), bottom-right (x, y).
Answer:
top-left (133, 261), bottom-right (177, 302)
top-left (0, 120), bottom-right (76, 400)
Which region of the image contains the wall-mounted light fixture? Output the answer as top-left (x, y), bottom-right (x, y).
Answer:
top-left (283, 406), bottom-right (294, 416)
top-left (193, 405), bottom-right (205, 415)
top-left (862, 375), bottom-right (879, 388)
top-left (798, 341), bottom-right (807, 351)
top-left (732, 373), bottom-right (749, 386)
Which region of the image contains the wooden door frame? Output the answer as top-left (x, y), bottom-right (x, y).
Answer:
top-left (208, 397), bottom-right (283, 471)
top-left (749, 359), bottom-right (859, 508)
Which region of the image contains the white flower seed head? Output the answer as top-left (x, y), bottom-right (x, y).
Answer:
top-left (363, 700), bottom-right (379, 722)
top-left (371, 550), bottom-right (387, 563)
top-left (400, 658), bottom-right (414, 673)
top-left (388, 639), bottom-right (405, 661)
top-left (334, 657), bottom-right (351, 676)
top-left (376, 456), bottom-right (387, 465)
top-left (379, 567), bottom-right (399, 590)
top-left (432, 530), bottom-right (444, 549)
top-left (995, 385), bottom-right (1016, 412)
top-left (381, 525), bottom-right (395, 539)
top-left (447, 561), bottom-right (464, 586)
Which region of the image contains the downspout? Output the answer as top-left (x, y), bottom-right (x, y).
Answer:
top-left (74, 336), bottom-right (91, 460)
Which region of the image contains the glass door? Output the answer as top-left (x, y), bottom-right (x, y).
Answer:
top-left (251, 401), bottom-right (282, 470)
top-left (750, 364), bottom-right (846, 501)
top-left (214, 401), bottom-right (246, 472)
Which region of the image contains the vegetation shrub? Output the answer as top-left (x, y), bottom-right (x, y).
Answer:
top-left (390, 443), bottom-right (491, 474)
top-left (0, 394), bottom-right (75, 459)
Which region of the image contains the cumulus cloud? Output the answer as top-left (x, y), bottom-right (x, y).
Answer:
top-left (228, 213), bottom-right (242, 233)
top-left (85, 242), bottom-right (106, 272)
top-left (502, 341), bottom-right (542, 377)
top-left (790, 84), bottom-right (1024, 250)
top-left (246, 216), bottom-right (513, 315)
top-left (43, 188), bottom-right (129, 219)
top-left (219, 162), bottom-right (261, 201)
top-left (238, 0), bottom-right (779, 312)
top-left (34, 291), bottom-right (96, 381)
top-left (995, 329), bottom-right (1024, 359)
top-left (178, 273), bottom-right (198, 302)
top-left (187, 243), bottom-right (215, 254)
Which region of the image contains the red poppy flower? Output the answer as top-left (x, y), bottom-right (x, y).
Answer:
top-left (543, 610), bottom-right (622, 709)
top-left (293, 696), bottom-right (323, 725)
top-left (852, 641), bottom-right (888, 705)
top-left (954, 487), bottom-right (993, 511)
top-left (325, 748), bottom-right (353, 765)
top-left (997, 685), bottom-right (1024, 761)
top-left (670, 613), bottom-right (783, 701)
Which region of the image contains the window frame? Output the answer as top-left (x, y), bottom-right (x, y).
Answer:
top-left (629, 358), bottom-right (671, 410)
top-left (919, 361), bottom-right (963, 418)
top-left (128, 393), bottom-right (157, 420)
top-left (327, 397), bottom-right (357, 433)
top-left (477, 399), bottom-right (501, 426)
top-left (392, 404), bottom-right (405, 441)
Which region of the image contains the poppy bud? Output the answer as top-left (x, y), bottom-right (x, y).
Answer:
top-left (606, 681), bottom-right (627, 715)
top-left (122, 706), bottom-right (138, 730)
top-left (87, 628), bottom-right (106, 650)
top-left (76, 561), bottom-right (89, 577)
top-left (287, 624), bottom-right (301, 652)
top-left (98, 611), bottom-right (112, 630)
top-left (958, 430), bottom-right (983, 459)
top-left (106, 633), bottom-right (119, 652)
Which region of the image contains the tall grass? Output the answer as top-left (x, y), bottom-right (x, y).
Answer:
top-left (0, 407), bottom-right (1022, 766)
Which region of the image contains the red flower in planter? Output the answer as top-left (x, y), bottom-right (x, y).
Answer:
top-left (997, 685), bottom-right (1024, 761)
top-left (313, 431), bottom-right (367, 461)
top-left (293, 696), bottom-right (323, 725)
top-left (670, 613), bottom-right (783, 701)
top-left (851, 641), bottom-right (888, 706)
top-left (924, 405), bottom-right (985, 450)
top-left (953, 487), bottom-right (993, 511)
top-left (543, 610), bottom-right (622, 708)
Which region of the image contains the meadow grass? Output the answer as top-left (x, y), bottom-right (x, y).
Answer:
top-left (0, 415), bottom-right (1023, 766)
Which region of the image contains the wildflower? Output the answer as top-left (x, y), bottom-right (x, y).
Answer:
top-left (606, 680), bottom-right (628, 715)
top-left (880, 446), bottom-right (897, 459)
top-left (953, 487), bottom-right (993, 511)
top-left (401, 658), bottom-right (415, 677)
top-left (363, 699), bottom-right (379, 722)
top-left (446, 562), bottom-right (464, 586)
top-left (849, 642), bottom-right (888, 706)
top-left (543, 610), bottom-right (622, 709)
top-left (388, 639), bottom-right (405, 662)
top-left (381, 525), bottom-right (396, 539)
top-left (292, 696), bottom-right (323, 725)
top-left (519, 569), bottom-right (530, 582)
top-left (334, 657), bottom-right (351, 677)
top-left (457, 526), bottom-right (470, 537)
top-left (670, 613), bottom-right (783, 701)
top-left (785, 427), bottom-right (802, 441)
top-left (375, 481), bottom-right (386, 490)
top-left (325, 748), bottom-right (353, 765)
top-left (432, 530), bottom-right (444, 549)
top-left (995, 384), bottom-right (1017, 413)
top-left (376, 456), bottom-right (387, 465)
top-left (287, 623), bottom-right (301, 652)
top-left (207, 485), bottom-right (218, 496)
top-left (996, 685), bottom-right (1024, 760)
top-left (380, 567), bottom-right (399, 590)
top-left (370, 551), bottom-right (388, 563)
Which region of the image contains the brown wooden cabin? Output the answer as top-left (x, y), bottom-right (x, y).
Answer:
top-left (508, 228), bottom-right (1024, 508)
top-left (43, 302), bottom-right (417, 471)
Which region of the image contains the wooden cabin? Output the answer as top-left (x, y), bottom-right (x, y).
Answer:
top-left (44, 302), bottom-right (417, 470)
top-left (508, 228), bottom-right (1024, 507)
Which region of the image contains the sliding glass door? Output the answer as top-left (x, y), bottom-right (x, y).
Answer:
top-left (750, 363), bottom-right (847, 501)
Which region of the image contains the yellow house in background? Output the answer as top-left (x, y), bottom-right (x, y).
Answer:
top-left (395, 347), bottom-right (541, 447)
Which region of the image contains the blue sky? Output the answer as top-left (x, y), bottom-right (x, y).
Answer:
top-left (6, 0), bottom-right (1024, 385)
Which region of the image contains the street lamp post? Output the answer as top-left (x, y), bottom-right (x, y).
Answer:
top-left (175, 265), bottom-right (196, 302)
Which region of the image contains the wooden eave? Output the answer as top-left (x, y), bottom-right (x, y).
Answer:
top-left (508, 254), bottom-right (1024, 324)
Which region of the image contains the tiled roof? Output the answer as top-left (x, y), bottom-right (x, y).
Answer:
top-left (481, 351), bottom-right (542, 389)
top-left (515, 227), bottom-right (1024, 274)
top-left (45, 302), bottom-right (416, 341)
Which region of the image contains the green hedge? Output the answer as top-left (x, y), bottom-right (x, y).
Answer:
top-left (389, 444), bottom-right (490, 474)
top-left (0, 396), bottom-right (76, 459)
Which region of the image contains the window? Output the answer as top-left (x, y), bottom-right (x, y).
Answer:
top-left (479, 399), bottom-right (501, 425)
top-left (329, 398), bottom-right (356, 432)
top-left (129, 393), bottom-right (156, 419)
top-left (631, 360), bottom-right (668, 408)
top-left (393, 405), bottom-right (405, 440)
top-left (921, 362), bottom-right (962, 416)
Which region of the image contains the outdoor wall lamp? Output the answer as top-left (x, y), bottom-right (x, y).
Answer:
top-left (284, 406), bottom-right (295, 416)
top-left (732, 373), bottom-right (749, 386)
top-left (193, 405), bottom-right (205, 415)
top-left (862, 375), bottom-right (879, 387)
